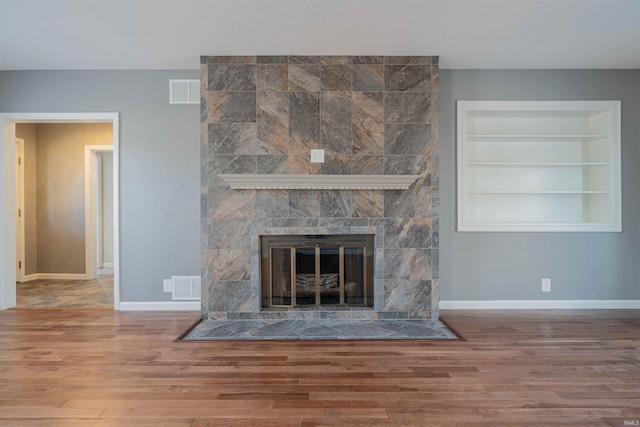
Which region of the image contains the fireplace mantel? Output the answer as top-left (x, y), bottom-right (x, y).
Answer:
top-left (219, 174), bottom-right (420, 190)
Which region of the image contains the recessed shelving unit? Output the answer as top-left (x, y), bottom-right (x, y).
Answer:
top-left (457, 101), bottom-right (621, 232)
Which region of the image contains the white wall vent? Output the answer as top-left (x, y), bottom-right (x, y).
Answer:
top-left (169, 79), bottom-right (200, 104)
top-left (163, 276), bottom-right (201, 300)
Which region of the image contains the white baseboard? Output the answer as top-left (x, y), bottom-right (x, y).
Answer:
top-left (101, 262), bottom-right (114, 268)
top-left (20, 273), bottom-right (90, 281)
top-left (440, 300), bottom-right (640, 310)
top-left (118, 301), bottom-right (201, 311)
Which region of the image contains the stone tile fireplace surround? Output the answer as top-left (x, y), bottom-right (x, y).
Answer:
top-left (201, 56), bottom-right (439, 320)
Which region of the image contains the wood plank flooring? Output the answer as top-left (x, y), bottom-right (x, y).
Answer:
top-left (1, 309), bottom-right (639, 426)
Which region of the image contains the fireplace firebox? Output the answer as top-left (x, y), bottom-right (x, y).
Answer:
top-left (260, 235), bottom-right (374, 309)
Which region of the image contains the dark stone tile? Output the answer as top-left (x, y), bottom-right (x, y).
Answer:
top-left (289, 190), bottom-right (321, 217)
top-left (257, 91), bottom-right (289, 154)
top-left (296, 324), bottom-right (347, 337)
top-left (384, 186), bottom-right (431, 218)
top-left (288, 64), bottom-right (320, 91)
top-left (352, 155), bottom-right (383, 175)
top-left (208, 64), bottom-right (256, 91)
top-left (227, 312), bottom-right (259, 319)
top-left (279, 218), bottom-right (320, 227)
top-left (320, 190), bottom-right (351, 217)
top-left (200, 94), bottom-right (208, 123)
top-left (385, 65), bottom-right (431, 92)
top-left (321, 65), bottom-right (352, 91)
top-left (384, 56), bottom-right (432, 65)
top-left (384, 124), bottom-right (430, 154)
top-left (289, 92), bottom-right (320, 153)
top-left (320, 92), bottom-right (352, 154)
top-left (208, 218), bottom-right (253, 249)
top-left (288, 56), bottom-right (321, 64)
top-left (384, 218), bottom-right (431, 249)
top-left (257, 56), bottom-right (289, 64)
top-left (431, 249), bottom-right (439, 280)
top-left (352, 65), bottom-right (383, 91)
top-left (320, 56), bottom-right (352, 65)
top-left (384, 93), bottom-right (431, 124)
top-left (352, 92), bottom-right (383, 154)
top-left (209, 155), bottom-right (256, 186)
top-left (384, 155), bottom-right (427, 175)
top-left (383, 249), bottom-right (432, 281)
top-left (247, 320), bottom-right (308, 337)
top-left (256, 190), bottom-right (289, 218)
top-left (431, 217), bottom-right (439, 249)
top-left (207, 56), bottom-right (256, 64)
top-left (288, 154), bottom-right (320, 174)
top-left (351, 56), bottom-right (384, 64)
top-left (208, 186), bottom-right (255, 219)
top-left (208, 92), bottom-right (256, 122)
top-left (208, 123), bottom-right (258, 155)
top-left (318, 217), bottom-right (369, 227)
top-left (207, 249), bottom-right (252, 282)
top-left (376, 312), bottom-right (409, 319)
top-left (256, 64), bottom-right (288, 91)
top-left (321, 155), bottom-right (351, 174)
top-left (351, 190), bottom-right (383, 218)
top-left (257, 155), bottom-right (288, 174)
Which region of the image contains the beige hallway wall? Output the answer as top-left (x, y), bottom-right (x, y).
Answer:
top-left (36, 123), bottom-right (112, 274)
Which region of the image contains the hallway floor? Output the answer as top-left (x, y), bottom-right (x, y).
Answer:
top-left (16, 268), bottom-right (113, 308)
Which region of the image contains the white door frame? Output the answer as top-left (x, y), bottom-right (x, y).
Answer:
top-left (85, 145), bottom-right (113, 280)
top-left (15, 138), bottom-right (25, 283)
top-left (0, 113), bottom-right (120, 310)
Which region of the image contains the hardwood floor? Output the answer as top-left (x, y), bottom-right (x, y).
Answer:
top-left (1, 309), bottom-right (639, 426)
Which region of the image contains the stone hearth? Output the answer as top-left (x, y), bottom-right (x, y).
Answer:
top-left (201, 56), bottom-right (439, 321)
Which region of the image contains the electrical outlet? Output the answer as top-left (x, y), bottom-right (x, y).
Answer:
top-left (310, 149), bottom-right (324, 163)
top-left (541, 278), bottom-right (551, 292)
top-left (163, 279), bottom-right (173, 293)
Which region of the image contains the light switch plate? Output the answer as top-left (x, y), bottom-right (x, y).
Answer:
top-left (310, 149), bottom-right (325, 163)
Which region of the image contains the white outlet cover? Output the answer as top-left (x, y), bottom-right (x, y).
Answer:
top-left (541, 278), bottom-right (551, 292)
top-left (310, 149), bottom-right (324, 163)
top-left (163, 279), bottom-right (173, 293)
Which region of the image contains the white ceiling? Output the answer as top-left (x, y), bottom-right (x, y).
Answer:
top-left (1, 0), bottom-right (639, 70)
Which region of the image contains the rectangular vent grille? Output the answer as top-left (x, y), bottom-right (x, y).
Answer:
top-left (167, 276), bottom-right (201, 300)
top-left (169, 79), bottom-right (200, 104)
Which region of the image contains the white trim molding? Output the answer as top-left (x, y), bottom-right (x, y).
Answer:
top-left (220, 174), bottom-right (420, 190)
top-left (440, 300), bottom-right (640, 310)
top-left (24, 273), bottom-right (90, 281)
top-left (119, 301), bottom-right (201, 311)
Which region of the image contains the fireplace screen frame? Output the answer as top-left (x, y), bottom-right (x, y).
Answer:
top-left (260, 235), bottom-right (375, 309)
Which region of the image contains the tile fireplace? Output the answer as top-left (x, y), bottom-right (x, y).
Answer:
top-left (201, 55), bottom-right (439, 320)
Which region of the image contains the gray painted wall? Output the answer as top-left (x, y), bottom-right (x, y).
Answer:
top-left (0, 70), bottom-right (200, 301)
top-left (15, 123), bottom-right (38, 276)
top-left (439, 70), bottom-right (640, 301)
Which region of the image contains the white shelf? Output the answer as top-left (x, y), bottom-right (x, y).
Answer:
top-left (219, 174), bottom-right (420, 190)
top-left (457, 101), bottom-right (621, 232)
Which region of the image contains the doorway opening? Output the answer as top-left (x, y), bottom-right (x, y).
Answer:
top-left (1, 113), bottom-right (120, 310)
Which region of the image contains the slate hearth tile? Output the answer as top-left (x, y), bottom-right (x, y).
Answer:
top-left (208, 218), bottom-right (253, 249)
top-left (384, 56), bottom-right (432, 65)
top-left (207, 249), bottom-right (252, 281)
top-left (207, 56), bottom-right (256, 64)
top-left (321, 155), bottom-right (351, 175)
top-left (288, 56), bottom-right (321, 64)
top-left (431, 279), bottom-right (440, 320)
top-left (288, 64), bottom-right (321, 92)
top-left (352, 155), bottom-right (383, 175)
top-left (384, 155), bottom-right (427, 175)
top-left (384, 218), bottom-right (431, 249)
top-left (288, 155), bottom-right (320, 174)
top-left (384, 93), bottom-right (431, 124)
top-left (384, 187), bottom-right (431, 218)
top-left (384, 65), bottom-right (432, 92)
top-left (257, 56), bottom-right (289, 64)
top-left (208, 64), bottom-right (256, 91)
top-left (208, 186), bottom-right (256, 219)
top-left (351, 190), bottom-right (383, 218)
top-left (351, 56), bottom-right (384, 64)
top-left (320, 56), bottom-right (352, 65)
top-left (256, 190), bottom-right (289, 218)
top-left (384, 124), bottom-right (430, 155)
top-left (352, 91), bottom-right (383, 154)
top-left (296, 324), bottom-right (348, 337)
top-left (321, 65), bottom-right (353, 91)
top-left (257, 91), bottom-right (289, 154)
top-left (256, 64), bottom-right (288, 91)
top-left (320, 190), bottom-right (351, 218)
top-left (352, 65), bottom-right (384, 91)
top-left (384, 280), bottom-right (431, 312)
top-left (208, 280), bottom-right (253, 312)
top-left (384, 249), bottom-right (432, 281)
top-left (289, 190), bottom-right (321, 217)
top-left (208, 123), bottom-right (258, 155)
top-left (208, 155), bottom-right (256, 186)
top-left (257, 155), bottom-right (288, 174)
top-left (320, 92), bottom-right (352, 154)
top-left (247, 320), bottom-right (308, 337)
top-left (208, 91), bottom-right (256, 123)
top-left (289, 92), bottom-right (320, 153)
